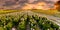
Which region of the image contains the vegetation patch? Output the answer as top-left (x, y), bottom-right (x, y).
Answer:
top-left (0, 11), bottom-right (59, 30)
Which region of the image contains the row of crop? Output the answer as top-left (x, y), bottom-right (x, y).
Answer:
top-left (0, 13), bottom-right (27, 30)
top-left (32, 15), bottom-right (60, 30)
top-left (0, 13), bottom-right (60, 30)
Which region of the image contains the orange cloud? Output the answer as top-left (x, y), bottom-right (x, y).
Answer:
top-left (22, 2), bottom-right (50, 10)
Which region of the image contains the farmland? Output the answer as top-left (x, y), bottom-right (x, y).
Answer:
top-left (31, 9), bottom-right (58, 15)
top-left (31, 9), bottom-right (60, 18)
top-left (0, 10), bottom-right (60, 30)
top-left (0, 10), bottom-right (22, 14)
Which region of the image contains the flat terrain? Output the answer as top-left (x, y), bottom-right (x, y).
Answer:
top-left (0, 9), bottom-right (60, 26)
top-left (0, 10), bottom-right (60, 30)
top-left (27, 11), bottom-right (60, 26)
top-left (0, 10), bottom-right (60, 26)
top-left (0, 10), bottom-right (22, 14)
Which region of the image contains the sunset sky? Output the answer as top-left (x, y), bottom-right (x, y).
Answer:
top-left (0, 0), bottom-right (59, 9)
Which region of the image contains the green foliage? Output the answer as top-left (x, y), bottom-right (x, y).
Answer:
top-left (0, 27), bottom-right (4, 30)
top-left (6, 22), bottom-right (13, 30)
top-left (0, 12), bottom-right (59, 30)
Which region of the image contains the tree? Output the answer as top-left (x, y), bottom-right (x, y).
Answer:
top-left (55, 1), bottom-right (60, 11)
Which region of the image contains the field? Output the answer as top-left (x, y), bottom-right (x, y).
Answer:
top-left (53, 12), bottom-right (60, 18)
top-left (31, 9), bottom-right (60, 18)
top-left (31, 9), bottom-right (58, 15)
top-left (0, 10), bottom-right (22, 14)
top-left (0, 11), bottom-right (60, 30)
top-left (0, 9), bottom-right (58, 15)
top-left (0, 10), bottom-right (60, 30)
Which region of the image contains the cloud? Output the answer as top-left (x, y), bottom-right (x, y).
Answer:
top-left (22, 2), bottom-right (50, 10)
top-left (0, 0), bottom-right (59, 9)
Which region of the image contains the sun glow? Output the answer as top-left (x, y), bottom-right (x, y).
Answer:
top-left (22, 2), bottom-right (50, 10)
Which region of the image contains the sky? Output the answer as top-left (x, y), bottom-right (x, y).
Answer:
top-left (0, 0), bottom-right (59, 9)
